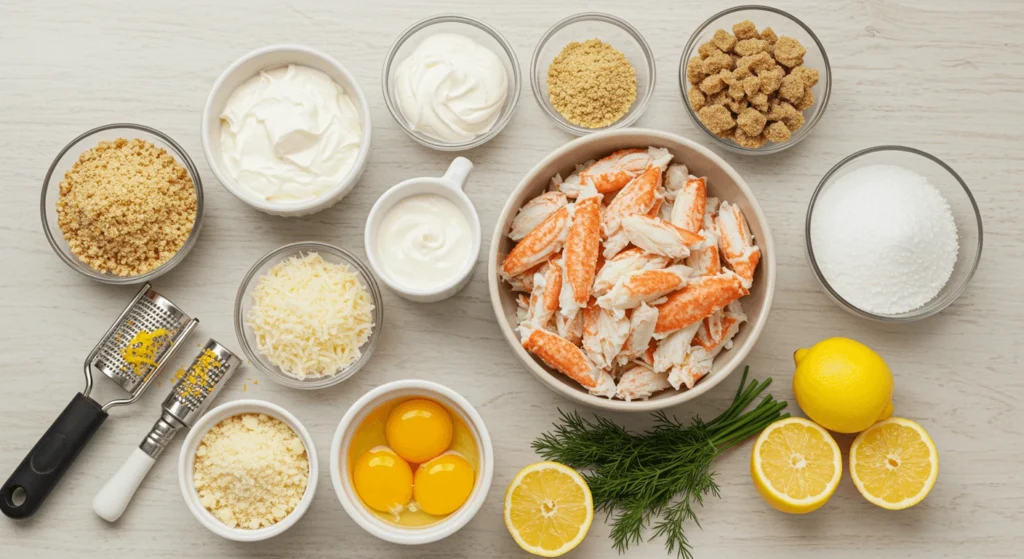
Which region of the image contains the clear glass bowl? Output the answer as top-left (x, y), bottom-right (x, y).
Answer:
top-left (531, 12), bottom-right (655, 136)
top-left (40, 123), bottom-right (204, 284)
top-left (381, 14), bottom-right (521, 151)
top-left (679, 5), bottom-right (831, 155)
top-left (806, 146), bottom-right (983, 322)
top-left (234, 241), bottom-right (384, 389)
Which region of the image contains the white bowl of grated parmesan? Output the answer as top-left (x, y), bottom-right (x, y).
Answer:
top-left (178, 399), bottom-right (318, 541)
top-left (235, 241), bottom-right (383, 389)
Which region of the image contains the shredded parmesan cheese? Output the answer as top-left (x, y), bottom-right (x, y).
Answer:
top-left (193, 413), bottom-right (309, 530)
top-left (248, 252), bottom-right (375, 380)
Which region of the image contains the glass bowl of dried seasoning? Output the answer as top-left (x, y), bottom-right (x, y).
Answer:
top-left (531, 13), bottom-right (655, 136)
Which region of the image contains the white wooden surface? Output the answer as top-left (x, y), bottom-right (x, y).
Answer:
top-left (1, 0), bottom-right (1021, 557)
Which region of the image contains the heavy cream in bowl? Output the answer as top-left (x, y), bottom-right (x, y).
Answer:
top-left (376, 194), bottom-right (474, 291)
top-left (220, 64), bottom-right (363, 203)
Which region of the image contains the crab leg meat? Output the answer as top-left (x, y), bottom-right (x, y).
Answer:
top-left (558, 187), bottom-right (602, 318)
top-left (652, 321), bottom-right (702, 373)
top-left (615, 365), bottom-right (673, 402)
top-left (501, 205), bottom-right (572, 279)
top-left (654, 270), bottom-right (748, 336)
top-left (597, 264), bottom-right (693, 316)
top-left (663, 163), bottom-right (690, 202)
top-left (592, 248), bottom-right (669, 296)
top-left (601, 165), bottom-right (664, 259)
top-left (670, 176), bottom-right (707, 233)
top-left (509, 191), bottom-right (568, 241)
top-left (581, 303), bottom-right (631, 370)
top-left (615, 302), bottom-right (659, 366)
top-left (715, 201), bottom-right (761, 288)
top-left (521, 327), bottom-right (615, 397)
top-left (621, 215), bottom-right (704, 260)
top-left (521, 260), bottom-right (562, 333)
top-left (555, 308), bottom-right (585, 346)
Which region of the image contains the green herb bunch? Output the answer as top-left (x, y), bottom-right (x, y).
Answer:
top-left (532, 367), bottom-right (788, 559)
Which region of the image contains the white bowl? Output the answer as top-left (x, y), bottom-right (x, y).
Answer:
top-left (364, 157), bottom-right (481, 303)
top-left (177, 399), bottom-right (319, 541)
top-left (488, 128), bottom-right (777, 412)
top-left (329, 380), bottom-right (494, 545)
top-left (201, 44), bottom-right (372, 217)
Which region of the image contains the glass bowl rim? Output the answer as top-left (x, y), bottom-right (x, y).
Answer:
top-left (805, 144), bottom-right (984, 322)
top-left (677, 4), bottom-right (832, 155)
top-left (233, 241), bottom-right (385, 389)
top-left (530, 11), bottom-right (657, 136)
top-left (40, 122), bottom-right (205, 284)
top-left (380, 13), bottom-right (522, 152)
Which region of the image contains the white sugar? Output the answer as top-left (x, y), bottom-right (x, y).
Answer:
top-left (810, 164), bottom-right (959, 315)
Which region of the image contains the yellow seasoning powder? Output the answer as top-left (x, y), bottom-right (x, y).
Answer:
top-left (121, 328), bottom-right (171, 376)
top-left (547, 38), bottom-right (637, 128)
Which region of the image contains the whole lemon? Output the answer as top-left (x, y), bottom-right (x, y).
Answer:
top-left (792, 338), bottom-right (893, 434)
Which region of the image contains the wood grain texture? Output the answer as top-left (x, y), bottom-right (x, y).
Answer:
top-left (0, 0), bottom-right (1021, 557)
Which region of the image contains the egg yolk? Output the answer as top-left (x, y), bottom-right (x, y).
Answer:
top-left (386, 399), bottom-right (453, 464)
top-left (413, 452), bottom-right (475, 516)
top-left (352, 447), bottom-right (413, 514)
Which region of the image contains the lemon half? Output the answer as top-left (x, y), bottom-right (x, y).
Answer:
top-left (850, 418), bottom-right (938, 510)
top-left (751, 417), bottom-right (842, 514)
top-left (504, 461), bottom-right (594, 557)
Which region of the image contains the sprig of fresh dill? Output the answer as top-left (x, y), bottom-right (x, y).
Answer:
top-left (532, 367), bottom-right (788, 559)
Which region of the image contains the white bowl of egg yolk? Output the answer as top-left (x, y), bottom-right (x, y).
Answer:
top-left (330, 380), bottom-right (494, 545)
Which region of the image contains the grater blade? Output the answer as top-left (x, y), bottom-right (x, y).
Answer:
top-left (162, 339), bottom-right (242, 429)
top-left (91, 288), bottom-right (194, 394)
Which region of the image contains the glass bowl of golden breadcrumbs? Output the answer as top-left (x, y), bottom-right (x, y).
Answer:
top-left (679, 6), bottom-right (831, 155)
top-left (40, 123), bottom-right (204, 284)
top-left (531, 13), bottom-right (656, 136)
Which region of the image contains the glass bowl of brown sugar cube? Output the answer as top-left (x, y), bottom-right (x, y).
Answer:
top-left (679, 6), bottom-right (831, 155)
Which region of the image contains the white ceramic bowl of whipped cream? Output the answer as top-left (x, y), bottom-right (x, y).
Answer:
top-left (382, 15), bottom-right (521, 151)
top-left (364, 157), bottom-right (480, 303)
top-left (202, 44), bottom-right (372, 217)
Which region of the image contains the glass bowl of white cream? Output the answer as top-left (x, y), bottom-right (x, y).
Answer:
top-left (364, 157), bottom-right (481, 302)
top-left (382, 15), bottom-right (522, 151)
top-left (202, 45), bottom-right (372, 217)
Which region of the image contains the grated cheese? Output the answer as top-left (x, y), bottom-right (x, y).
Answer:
top-left (193, 413), bottom-right (309, 530)
top-left (248, 252), bottom-right (375, 380)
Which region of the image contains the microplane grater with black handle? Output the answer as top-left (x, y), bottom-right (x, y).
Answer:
top-left (92, 339), bottom-right (242, 522)
top-left (0, 283), bottom-right (198, 519)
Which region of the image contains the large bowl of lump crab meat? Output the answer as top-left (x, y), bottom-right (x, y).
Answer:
top-left (488, 129), bottom-right (775, 411)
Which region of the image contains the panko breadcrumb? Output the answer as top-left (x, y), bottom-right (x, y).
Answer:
top-left (688, 20), bottom-right (818, 147)
top-left (56, 138), bottom-right (196, 276)
top-left (547, 39), bottom-right (637, 129)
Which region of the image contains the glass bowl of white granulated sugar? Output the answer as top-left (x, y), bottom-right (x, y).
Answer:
top-left (806, 145), bottom-right (982, 322)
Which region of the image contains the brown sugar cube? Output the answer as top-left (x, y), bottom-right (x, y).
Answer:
top-left (732, 20), bottom-right (759, 40)
top-left (791, 66), bottom-right (820, 88)
top-left (782, 109), bottom-right (806, 132)
top-left (741, 76), bottom-right (762, 97)
top-left (766, 100), bottom-right (797, 122)
top-left (706, 90), bottom-right (728, 107)
top-left (699, 73), bottom-right (726, 94)
top-left (734, 38), bottom-right (769, 57)
top-left (718, 69), bottom-right (738, 86)
top-left (779, 74), bottom-right (806, 104)
top-left (763, 121), bottom-right (792, 143)
top-left (702, 51), bottom-right (735, 74)
top-left (749, 91), bottom-right (770, 112)
top-left (760, 27), bottom-right (779, 44)
top-left (688, 87), bottom-right (707, 111)
top-left (758, 66), bottom-right (785, 95)
top-left (687, 56), bottom-right (706, 85)
top-left (725, 96), bottom-right (749, 114)
top-left (737, 108), bottom-right (768, 136)
top-left (737, 51), bottom-right (774, 73)
top-left (698, 41), bottom-right (722, 59)
top-left (711, 29), bottom-right (737, 52)
top-left (773, 36), bottom-right (807, 68)
top-left (733, 128), bottom-right (767, 149)
top-left (698, 104), bottom-right (736, 135)
top-left (794, 87), bottom-right (815, 110)
top-left (732, 65), bottom-right (753, 81)
top-left (726, 80), bottom-right (746, 101)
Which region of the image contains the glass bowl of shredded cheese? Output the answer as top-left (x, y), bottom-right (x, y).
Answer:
top-left (235, 241), bottom-right (383, 390)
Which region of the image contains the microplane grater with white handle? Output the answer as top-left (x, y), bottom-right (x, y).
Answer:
top-left (92, 339), bottom-right (242, 522)
top-left (0, 283), bottom-right (198, 519)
